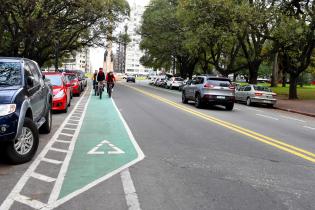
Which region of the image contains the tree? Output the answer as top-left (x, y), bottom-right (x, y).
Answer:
top-left (0, 0), bottom-right (129, 67)
top-left (272, 0), bottom-right (315, 99)
top-left (140, 0), bottom-right (198, 78)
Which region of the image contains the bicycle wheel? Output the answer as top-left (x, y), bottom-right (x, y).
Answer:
top-left (108, 85), bottom-right (112, 98)
top-left (99, 86), bottom-right (102, 99)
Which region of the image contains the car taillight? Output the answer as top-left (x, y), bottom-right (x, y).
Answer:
top-left (272, 93), bottom-right (277, 96)
top-left (204, 83), bottom-right (214, 88)
top-left (255, 93), bottom-right (263, 96)
top-left (229, 85), bottom-right (235, 90)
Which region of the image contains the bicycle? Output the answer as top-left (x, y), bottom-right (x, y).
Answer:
top-left (98, 82), bottom-right (105, 99)
top-left (107, 82), bottom-right (114, 98)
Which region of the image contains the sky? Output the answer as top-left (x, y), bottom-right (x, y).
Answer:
top-left (90, 0), bottom-right (150, 71)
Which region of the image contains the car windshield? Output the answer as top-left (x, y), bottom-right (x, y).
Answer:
top-left (45, 75), bottom-right (62, 86)
top-left (207, 78), bottom-right (231, 87)
top-left (67, 75), bottom-right (76, 81)
top-left (0, 62), bottom-right (22, 86)
top-left (254, 85), bottom-right (272, 92)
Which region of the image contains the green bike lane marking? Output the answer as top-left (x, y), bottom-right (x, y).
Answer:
top-left (54, 93), bottom-right (145, 206)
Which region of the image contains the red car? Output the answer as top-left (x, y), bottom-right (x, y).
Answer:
top-left (44, 72), bottom-right (71, 113)
top-left (63, 73), bottom-right (81, 96)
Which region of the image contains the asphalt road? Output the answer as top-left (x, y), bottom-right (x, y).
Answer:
top-left (1, 81), bottom-right (315, 210)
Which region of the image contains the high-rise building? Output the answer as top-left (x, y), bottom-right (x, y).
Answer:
top-left (61, 48), bottom-right (91, 72)
top-left (125, 2), bottom-right (152, 75)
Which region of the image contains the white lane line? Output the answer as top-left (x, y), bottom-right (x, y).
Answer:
top-left (42, 158), bottom-right (62, 165)
top-left (280, 115), bottom-right (307, 123)
top-left (303, 126), bottom-right (315, 130)
top-left (121, 169), bottom-right (141, 210)
top-left (234, 108), bottom-right (241, 111)
top-left (247, 107), bottom-right (263, 112)
top-left (47, 90), bottom-right (92, 206)
top-left (14, 194), bottom-right (46, 209)
top-left (50, 147), bottom-right (69, 154)
top-left (31, 172), bottom-right (56, 183)
top-left (0, 88), bottom-right (89, 210)
top-left (50, 97), bottom-right (145, 210)
top-left (66, 123), bottom-right (78, 126)
top-left (62, 128), bottom-right (76, 131)
top-left (256, 114), bottom-right (279, 120)
top-left (59, 133), bottom-right (73, 137)
top-left (56, 140), bottom-right (71, 144)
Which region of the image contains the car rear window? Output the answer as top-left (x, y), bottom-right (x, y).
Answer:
top-left (0, 62), bottom-right (22, 86)
top-left (254, 86), bottom-right (272, 92)
top-left (67, 75), bottom-right (76, 81)
top-left (207, 78), bottom-right (231, 87)
top-left (174, 78), bottom-right (183, 81)
top-left (45, 75), bottom-right (63, 86)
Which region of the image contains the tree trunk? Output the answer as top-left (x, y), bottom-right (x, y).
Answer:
top-left (282, 73), bottom-right (287, 87)
top-left (233, 73), bottom-right (238, 82)
top-left (289, 73), bottom-right (299, 99)
top-left (248, 61), bottom-right (260, 84)
top-left (271, 52), bottom-right (279, 87)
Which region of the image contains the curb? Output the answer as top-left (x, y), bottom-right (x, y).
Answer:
top-left (275, 107), bottom-right (315, 118)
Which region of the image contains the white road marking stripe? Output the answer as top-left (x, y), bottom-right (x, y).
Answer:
top-left (62, 128), bottom-right (76, 131)
top-left (121, 169), bottom-right (141, 210)
top-left (50, 147), bottom-right (69, 153)
top-left (56, 140), bottom-right (71, 144)
top-left (256, 114), bottom-right (279, 120)
top-left (303, 126), bottom-right (315, 130)
top-left (0, 88), bottom-right (89, 210)
top-left (247, 107), bottom-right (263, 112)
top-left (60, 133), bottom-right (73, 137)
top-left (234, 108), bottom-right (241, 111)
top-left (66, 123), bottom-right (78, 126)
top-left (47, 90), bottom-right (92, 206)
top-left (280, 115), bottom-right (306, 123)
top-left (31, 172), bottom-right (56, 183)
top-left (15, 194), bottom-right (46, 209)
top-left (49, 98), bottom-right (145, 210)
top-left (42, 158), bottom-right (62, 165)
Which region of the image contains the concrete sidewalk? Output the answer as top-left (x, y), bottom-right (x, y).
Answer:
top-left (275, 99), bottom-right (315, 117)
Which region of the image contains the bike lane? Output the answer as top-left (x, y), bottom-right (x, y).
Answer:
top-left (52, 94), bottom-right (145, 207)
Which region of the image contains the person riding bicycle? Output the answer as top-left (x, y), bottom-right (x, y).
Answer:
top-left (96, 68), bottom-right (105, 94)
top-left (93, 70), bottom-right (98, 90)
top-left (106, 71), bottom-right (116, 94)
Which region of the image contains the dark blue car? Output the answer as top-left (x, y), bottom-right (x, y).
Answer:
top-left (0, 57), bottom-right (52, 164)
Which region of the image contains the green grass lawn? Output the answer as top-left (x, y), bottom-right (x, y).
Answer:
top-left (237, 82), bottom-right (315, 100)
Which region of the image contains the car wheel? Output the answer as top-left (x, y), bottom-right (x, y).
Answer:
top-left (182, 92), bottom-right (188, 104)
top-left (68, 98), bottom-right (71, 107)
top-left (225, 103), bottom-right (234, 111)
top-left (268, 104), bottom-right (274, 108)
top-left (170, 85), bottom-right (173, 90)
top-left (64, 101), bottom-right (68, 113)
top-left (39, 106), bottom-right (52, 134)
top-left (5, 118), bottom-right (39, 164)
top-left (195, 94), bottom-right (203, 108)
top-left (246, 97), bottom-right (252, 106)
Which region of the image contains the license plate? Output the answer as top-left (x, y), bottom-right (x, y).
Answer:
top-left (217, 96), bottom-right (225, 99)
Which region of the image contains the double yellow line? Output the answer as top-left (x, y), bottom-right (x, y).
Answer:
top-left (125, 84), bottom-right (315, 163)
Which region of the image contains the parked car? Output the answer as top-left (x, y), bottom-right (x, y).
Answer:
top-left (64, 70), bottom-right (85, 92)
top-left (156, 78), bottom-right (167, 87)
top-left (77, 70), bottom-right (87, 88)
top-left (179, 78), bottom-right (189, 91)
top-left (235, 84), bottom-right (277, 107)
top-left (0, 57), bottom-right (52, 164)
top-left (44, 72), bottom-right (71, 113)
top-left (166, 77), bottom-right (184, 89)
top-left (182, 76), bottom-right (235, 110)
top-left (126, 75), bottom-right (136, 83)
top-left (63, 73), bottom-right (81, 96)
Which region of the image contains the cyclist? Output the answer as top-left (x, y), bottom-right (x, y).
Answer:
top-left (96, 68), bottom-right (105, 96)
top-left (93, 70), bottom-right (98, 90)
top-left (106, 71), bottom-right (116, 97)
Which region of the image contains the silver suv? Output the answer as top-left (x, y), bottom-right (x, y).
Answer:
top-left (182, 76), bottom-right (235, 110)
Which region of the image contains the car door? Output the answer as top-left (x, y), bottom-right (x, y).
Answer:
top-left (63, 76), bottom-right (71, 105)
top-left (24, 62), bottom-right (42, 121)
top-left (31, 61), bottom-right (47, 117)
top-left (243, 86), bottom-right (252, 100)
top-left (185, 78), bottom-right (196, 99)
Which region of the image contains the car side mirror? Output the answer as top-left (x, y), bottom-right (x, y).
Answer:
top-left (27, 77), bottom-right (34, 87)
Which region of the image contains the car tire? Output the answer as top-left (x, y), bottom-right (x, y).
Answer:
top-left (5, 118), bottom-right (39, 164)
top-left (225, 103), bottom-right (234, 111)
top-left (63, 101), bottom-right (68, 113)
top-left (39, 106), bottom-right (52, 134)
top-left (246, 97), bottom-right (252, 106)
top-left (68, 98), bottom-right (71, 107)
top-left (170, 85), bottom-right (173, 90)
top-left (268, 104), bottom-right (274, 108)
top-left (195, 94), bottom-right (203, 108)
top-left (182, 92), bottom-right (188, 104)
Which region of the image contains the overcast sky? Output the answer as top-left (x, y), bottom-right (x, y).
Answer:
top-left (90, 0), bottom-right (150, 71)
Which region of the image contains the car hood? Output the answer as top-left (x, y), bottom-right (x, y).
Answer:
top-left (52, 86), bottom-right (63, 95)
top-left (0, 89), bottom-right (19, 104)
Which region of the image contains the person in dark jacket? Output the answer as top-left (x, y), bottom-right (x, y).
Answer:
top-left (97, 68), bottom-right (106, 93)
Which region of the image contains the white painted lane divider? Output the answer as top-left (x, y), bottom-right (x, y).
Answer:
top-left (0, 88), bottom-right (91, 210)
top-left (256, 114), bottom-right (279, 121)
top-left (121, 169), bottom-right (142, 210)
top-left (280, 115), bottom-right (307, 123)
top-left (303, 126), bottom-right (315, 130)
top-left (31, 172), bottom-right (56, 183)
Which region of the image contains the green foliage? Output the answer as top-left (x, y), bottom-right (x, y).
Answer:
top-left (0, 0), bottom-right (129, 66)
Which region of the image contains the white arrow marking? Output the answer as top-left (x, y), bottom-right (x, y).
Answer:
top-left (88, 140), bottom-right (125, 155)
